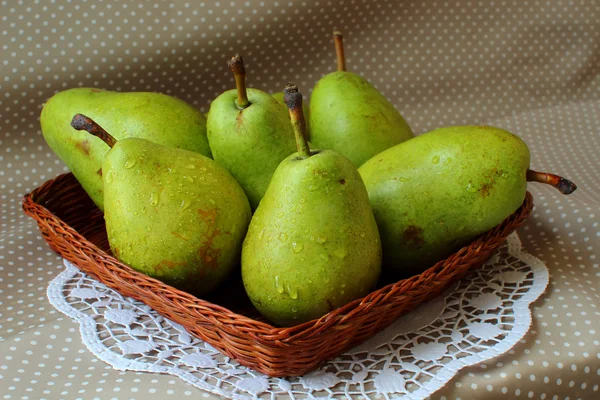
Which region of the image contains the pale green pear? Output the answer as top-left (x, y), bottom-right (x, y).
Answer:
top-left (359, 125), bottom-right (577, 277)
top-left (41, 88), bottom-right (211, 210)
top-left (207, 55), bottom-right (296, 210)
top-left (242, 85), bottom-right (381, 326)
top-left (71, 114), bottom-right (251, 295)
top-left (309, 32), bottom-right (413, 167)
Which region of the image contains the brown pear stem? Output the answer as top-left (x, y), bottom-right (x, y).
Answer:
top-left (228, 54), bottom-right (250, 109)
top-left (283, 83), bottom-right (311, 159)
top-left (526, 169), bottom-right (577, 194)
top-left (333, 31), bottom-right (346, 72)
top-left (70, 114), bottom-right (116, 148)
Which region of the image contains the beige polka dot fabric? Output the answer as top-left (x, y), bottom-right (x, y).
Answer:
top-left (1, 0), bottom-right (599, 398)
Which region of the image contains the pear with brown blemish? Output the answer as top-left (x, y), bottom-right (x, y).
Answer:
top-left (71, 114), bottom-right (251, 295)
top-left (241, 85), bottom-right (382, 326)
top-left (40, 88), bottom-right (212, 210)
top-left (359, 125), bottom-right (577, 277)
top-left (207, 55), bottom-right (297, 210)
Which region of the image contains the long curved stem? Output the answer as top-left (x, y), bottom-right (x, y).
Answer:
top-left (526, 169), bottom-right (577, 194)
top-left (283, 84), bottom-right (311, 159)
top-left (71, 114), bottom-right (116, 148)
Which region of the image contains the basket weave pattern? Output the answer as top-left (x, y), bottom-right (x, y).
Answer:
top-left (23, 173), bottom-right (534, 377)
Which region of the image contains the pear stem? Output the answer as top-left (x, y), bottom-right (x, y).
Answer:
top-left (70, 114), bottom-right (116, 148)
top-left (333, 31), bottom-right (346, 72)
top-left (283, 84), bottom-right (311, 159)
top-left (228, 54), bottom-right (250, 109)
top-left (526, 169), bottom-right (577, 194)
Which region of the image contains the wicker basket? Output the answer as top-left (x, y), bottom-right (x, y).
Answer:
top-left (23, 173), bottom-right (533, 377)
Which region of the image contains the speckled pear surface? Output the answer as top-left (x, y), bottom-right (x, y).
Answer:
top-left (207, 88), bottom-right (297, 209)
top-left (40, 88), bottom-right (211, 210)
top-left (358, 125), bottom-right (530, 276)
top-left (308, 71), bottom-right (413, 167)
top-left (102, 138), bottom-right (251, 295)
top-left (241, 149), bottom-right (382, 326)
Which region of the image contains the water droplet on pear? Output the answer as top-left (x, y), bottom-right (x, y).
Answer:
top-left (179, 199), bottom-right (191, 212)
top-left (275, 276), bottom-right (284, 294)
top-left (334, 248), bottom-right (348, 259)
top-left (286, 284), bottom-right (298, 299)
top-left (291, 242), bottom-right (303, 253)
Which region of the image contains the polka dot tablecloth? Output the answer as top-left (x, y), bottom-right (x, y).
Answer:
top-left (1, 0), bottom-right (599, 399)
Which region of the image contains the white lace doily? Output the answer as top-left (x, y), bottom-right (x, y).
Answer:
top-left (47, 232), bottom-right (547, 399)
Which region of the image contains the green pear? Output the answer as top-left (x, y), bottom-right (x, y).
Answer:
top-left (271, 91), bottom-right (311, 140)
top-left (71, 114), bottom-right (251, 295)
top-left (40, 88), bottom-right (212, 210)
top-left (308, 32), bottom-right (413, 167)
top-left (359, 125), bottom-right (577, 277)
top-left (242, 85), bottom-right (382, 326)
top-left (207, 55), bottom-right (297, 210)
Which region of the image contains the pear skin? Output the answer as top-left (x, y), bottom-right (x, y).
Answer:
top-left (308, 32), bottom-right (413, 167)
top-left (359, 125), bottom-right (575, 277)
top-left (72, 115), bottom-right (251, 295)
top-left (242, 149), bottom-right (382, 325)
top-left (309, 71), bottom-right (413, 167)
top-left (207, 56), bottom-right (296, 209)
top-left (241, 85), bottom-right (382, 326)
top-left (40, 88), bottom-right (211, 210)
